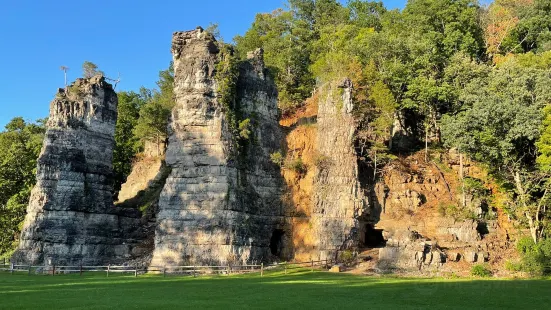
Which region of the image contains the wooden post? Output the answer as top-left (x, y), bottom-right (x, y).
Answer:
top-left (193, 268), bottom-right (196, 278)
top-left (80, 265), bottom-right (83, 276)
top-left (28, 265), bottom-right (31, 275)
top-left (134, 265), bottom-right (138, 277)
top-left (107, 264), bottom-right (110, 277)
top-left (261, 263), bottom-right (264, 277)
top-left (284, 264), bottom-right (287, 275)
top-left (163, 266), bottom-right (166, 277)
top-left (311, 259), bottom-right (314, 272)
top-left (10, 263), bottom-right (13, 275)
top-left (52, 264), bottom-right (55, 276)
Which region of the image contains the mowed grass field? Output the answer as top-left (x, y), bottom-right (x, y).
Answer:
top-left (1, 269), bottom-right (550, 309)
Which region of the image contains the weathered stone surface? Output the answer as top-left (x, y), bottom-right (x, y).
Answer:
top-left (150, 28), bottom-right (283, 266)
top-left (464, 251), bottom-right (478, 263)
top-left (311, 79), bottom-right (369, 260)
top-left (329, 264), bottom-right (343, 273)
top-left (14, 76), bottom-right (145, 265)
top-left (118, 156), bottom-right (164, 203)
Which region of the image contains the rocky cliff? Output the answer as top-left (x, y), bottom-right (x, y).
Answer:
top-left (311, 80), bottom-right (370, 260)
top-left (150, 28), bottom-right (284, 266)
top-left (14, 76), bottom-right (147, 265)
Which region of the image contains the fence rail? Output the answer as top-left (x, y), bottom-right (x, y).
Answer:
top-left (0, 259), bottom-right (333, 278)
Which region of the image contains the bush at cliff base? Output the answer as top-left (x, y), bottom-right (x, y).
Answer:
top-left (514, 237), bottom-right (551, 275)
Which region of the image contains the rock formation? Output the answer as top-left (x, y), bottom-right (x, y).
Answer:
top-left (14, 76), bottom-right (146, 265)
top-left (311, 80), bottom-right (370, 260)
top-left (12, 28), bottom-right (514, 275)
top-left (150, 28), bottom-right (284, 266)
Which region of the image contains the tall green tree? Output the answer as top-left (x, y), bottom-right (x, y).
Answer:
top-left (113, 90), bottom-right (148, 194)
top-left (0, 118), bottom-right (45, 256)
top-left (133, 65), bottom-right (174, 152)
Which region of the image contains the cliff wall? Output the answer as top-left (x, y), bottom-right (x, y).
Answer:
top-left (150, 28), bottom-right (284, 266)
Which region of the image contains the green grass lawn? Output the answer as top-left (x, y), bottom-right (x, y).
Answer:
top-left (1, 269), bottom-right (550, 309)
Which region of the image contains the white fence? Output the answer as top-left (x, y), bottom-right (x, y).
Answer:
top-left (0, 259), bottom-right (332, 277)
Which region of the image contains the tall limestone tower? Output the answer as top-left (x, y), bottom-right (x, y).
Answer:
top-left (15, 76), bottom-right (144, 265)
top-left (150, 28), bottom-right (284, 266)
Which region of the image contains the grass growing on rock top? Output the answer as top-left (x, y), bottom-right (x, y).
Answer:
top-left (1, 269), bottom-right (550, 309)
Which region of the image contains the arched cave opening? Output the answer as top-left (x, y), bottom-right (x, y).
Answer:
top-left (270, 229), bottom-right (285, 256)
top-left (363, 224), bottom-right (386, 248)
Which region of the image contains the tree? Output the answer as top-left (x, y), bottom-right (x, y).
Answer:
top-left (133, 65), bottom-right (174, 153)
top-left (235, 8), bottom-right (316, 112)
top-left (500, 0), bottom-right (551, 54)
top-left (442, 57), bottom-right (551, 243)
top-left (484, 0), bottom-right (532, 58)
top-left (0, 118), bottom-right (45, 255)
top-left (205, 22), bottom-right (223, 42)
top-left (113, 90), bottom-right (147, 194)
top-left (82, 61), bottom-right (104, 78)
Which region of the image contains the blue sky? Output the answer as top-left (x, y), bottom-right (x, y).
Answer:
top-left (0, 0), bottom-right (407, 129)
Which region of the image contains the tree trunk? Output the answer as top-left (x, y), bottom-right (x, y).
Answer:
top-left (373, 151), bottom-right (377, 182)
top-left (425, 124), bottom-right (429, 162)
top-left (460, 153), bottom-right (466, 207)
top-left (513, 170), bottom-right (539, 243)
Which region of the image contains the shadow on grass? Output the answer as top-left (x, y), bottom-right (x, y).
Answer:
top-left (1, 270), bottom-right (550, 309)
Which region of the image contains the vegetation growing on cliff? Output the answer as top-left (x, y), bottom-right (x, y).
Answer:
top-left (214, 43), bottom-right (254, 160)
top-left (236, 0), bottom-right (551, 266)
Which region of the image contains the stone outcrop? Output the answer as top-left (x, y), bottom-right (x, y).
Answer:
top-left (373, 151), bottom-right (512, 272)
top-left (311, 80), bottom-right (370, 260)
top-left (150, 28), bottom-right (283, 266)
top-left (14, 76), bottom-right (146, 265)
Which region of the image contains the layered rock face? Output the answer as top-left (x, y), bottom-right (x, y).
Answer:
top-left (151, 28), bottom-right (283, 266)
top-left (311, 80), bottom-right (370, 260)
top-left (15, 76), bottom-right (145, 265)
top-left (374, 151), bottom-right (511, 271)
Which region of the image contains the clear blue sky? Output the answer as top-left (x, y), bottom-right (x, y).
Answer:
top-left (0, 0), bottom-right (406, 129)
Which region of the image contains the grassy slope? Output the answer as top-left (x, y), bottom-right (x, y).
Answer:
top-left (1, 270), bottom-right (550, 309)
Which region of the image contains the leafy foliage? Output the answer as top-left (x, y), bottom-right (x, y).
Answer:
top-left (0, 118), bottom-right (45, 256)
top-left (82, 61), bottom-right (104, 78)
top-left (471, 264), bottom-right (493, 277)
top-left (515, 237), bottom-right (551, 275)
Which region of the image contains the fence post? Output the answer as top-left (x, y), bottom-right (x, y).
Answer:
top-left (193, 268), bottom-right (196, 278)
top-left (52, 264), bottom-right (55, 276)
top-left (28, 265), bottom-right (31, 275)
top-left (10, 262), bottom-right (13, 275)
top-left (134, 265), bottom-right (138, 278)
top-left (284, 263), bottom-right (287, 275)
top-left (107, 264), bottom-right (110, 277)
top-left (80, 265), bottom-right (83, 276)
top-left (163, 266), bottom-right (166, 277)
top-left (261, 263), bottom-right (264, 277)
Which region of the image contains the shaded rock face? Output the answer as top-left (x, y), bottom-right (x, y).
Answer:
top-left (151, 28), bottom-right (283, 266)
top-left (14, 76), bottom-right (145, 265)
top-left (311, 80), bottom-right (370, 260)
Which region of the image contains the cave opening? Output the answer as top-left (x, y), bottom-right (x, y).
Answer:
top-left (270, 229), bottom-right (285, 256)
top-left (363, 224), bottom-right (386, 248)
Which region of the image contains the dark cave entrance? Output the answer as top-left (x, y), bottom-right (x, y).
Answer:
top-left (362, 224), bottom-right (386, 248)
top-left (270, 229), bottom-right (285, 256)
